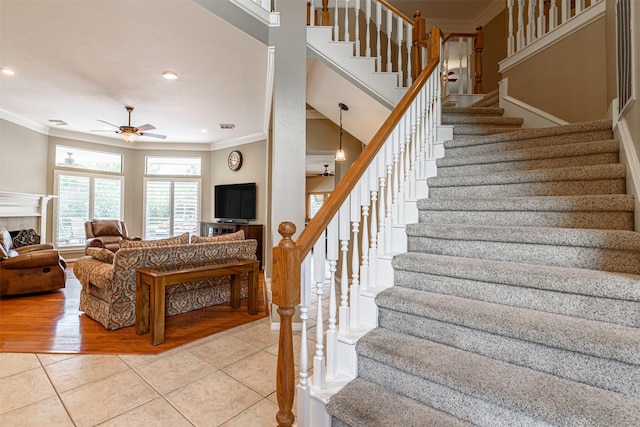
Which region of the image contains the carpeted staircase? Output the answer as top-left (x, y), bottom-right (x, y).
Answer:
top-left (326, 104), bottom-right (640, 425)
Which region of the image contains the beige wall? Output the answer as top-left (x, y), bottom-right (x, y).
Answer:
top-left (482, 10), bottom-right (508, 94)
top-left (501, 17), bottom-right (609, 122)
top-left (0, 120), bottom-right (48, 194)
top-left (210, 140), bottom-right (268, 227)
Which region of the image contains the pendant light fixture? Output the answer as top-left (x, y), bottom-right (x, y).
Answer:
top-left (335, 102), bottom-right (348, 161)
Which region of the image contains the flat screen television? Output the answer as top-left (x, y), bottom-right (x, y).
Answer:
top-left (214, 182), bottom-right (256, 223)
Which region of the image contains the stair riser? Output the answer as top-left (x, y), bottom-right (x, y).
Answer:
top-left (357, 357), bottom-right (557, 427)
top-left (429, 179), bottom-right (626, 198)
top-left (437, 153), bottom-right (619, 177)
top-left (417, 209), bottom-right (635, 230)
top-left (406, 236), bottom-right (640, 274)
top-left (445, 130), bottom-right (613, 157)
top-left (453, 125), bottom-right (522, 136)
top-left (393, 270), bottom-right (640, 327)
top-left (377, 309), bottom-right (640, 396)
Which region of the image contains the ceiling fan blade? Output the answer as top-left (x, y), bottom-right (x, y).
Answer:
top-left (96, 119), bottom-right (121, 128)
top-left (140, 132), bottom-right (167, 140)
top-left (136, 124), bottom-right (156, 132)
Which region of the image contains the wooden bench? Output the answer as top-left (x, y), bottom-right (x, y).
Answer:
top-left (135, 258), bottom-right (259, 345)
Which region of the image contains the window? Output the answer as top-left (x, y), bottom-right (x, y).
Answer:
top-left (55, 171), bottom-right (123, 247)
top-left (145, 156), bottom-right (201, 176)
top-left (144, 179), bottom-right (200, 239)
top-left (307, 192), bottom-right (331, 221)
top-left (55, 146), bottom-right (123, 173)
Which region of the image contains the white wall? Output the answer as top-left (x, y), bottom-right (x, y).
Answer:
top-left (0, 119), bottom-right (48, 194)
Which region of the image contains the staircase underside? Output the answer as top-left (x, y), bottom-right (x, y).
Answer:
top-left (326, 103), bottom-right (640, 426)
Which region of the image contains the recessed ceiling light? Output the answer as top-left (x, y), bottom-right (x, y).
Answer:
top-left (1, 68), bottom-right (15, 75)
top-left (162, 70), bottom-right (178, 80)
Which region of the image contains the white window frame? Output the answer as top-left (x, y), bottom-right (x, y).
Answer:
top-left (142, 177), bottom-right (201, 239)
top-left (54, 170), bottom-right (124, 248)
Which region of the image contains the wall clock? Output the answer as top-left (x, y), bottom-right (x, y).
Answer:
top-left (228, 150), bottom-right (243, 171)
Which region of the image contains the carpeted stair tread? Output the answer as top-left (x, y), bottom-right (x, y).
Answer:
top-left (406, 223), bottom-right (640, 274)
top-left (375, 287), bottom-right (640, 365)
top-left (442, 106), bottom-right (504, 116)
top-left (442, 115), bottom-right (524, 126)
top-left (417, 194), bottom-right (635, 229)
top-left (391, 253), bottom-right (640, 327)
top-left (326, 378), bottom-right (472, 427)
top-left (355, 328), bottom-right (640, 426)
top-left (452, 124), bottom-right (523, 136)
top-left (392, 252), bottom-right (640, 302)
top-left (427, 163), bottom-right (626, 198)
top-left (444, 119), bottom-right (613, 157)
top-left (469, 88), bottom-right (500, 107)
top-left (417, 194), bottom-right (634, 213)
top-left (436, 139), bottom-right (619, 176)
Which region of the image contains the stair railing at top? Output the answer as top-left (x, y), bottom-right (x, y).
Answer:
top-left (307, 0), bottom-right (429, 88)
top-left (273, 26), bottom-right (444, 427)
top-left (441, 26), bottom-right (485, 97)
top-left (507, 0), bottom-right (602, 56)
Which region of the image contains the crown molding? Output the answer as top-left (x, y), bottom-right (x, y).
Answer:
top-left (0, 109), bottom-right (50, 135)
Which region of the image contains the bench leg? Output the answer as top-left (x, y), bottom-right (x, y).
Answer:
top-left (150, 281), bottom-right (166, 345)
top-left (136, 272), bottom-right (150, 335)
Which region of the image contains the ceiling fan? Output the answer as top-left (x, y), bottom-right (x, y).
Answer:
top-left (318, 164), bottom-right (335, 177)
top-left (91, 106), bottom-right (167, 143)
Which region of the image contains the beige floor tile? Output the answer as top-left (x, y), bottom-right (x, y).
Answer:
top-left (0, 368), bottom-right (56, 415)
top-left (0, 396), bottom-right (74, 427)
top-left (133, 349), bottom-right (217, 394)
top-left (36, 353), bottom-right (78, 366)
top-left (221, 398), bottom-right (279, 427)
top-left (166, 370), bottom-right (262, 427)
top-left (0, 353), bottom-right (41, 378)
top-left (189, 333), bottom-right (261, 368)
top-left (60, 369), bottom-right (159, 427)
top-left (222, 350), bottom-right (277, 397)
top-left (44, 354), bottom-right (129, 393)
top-left (229, 321), bottom-right (280, 349)
top-left (118, 346), bottom-right (182, 368)
top-left (97, 397), bottom-right (192, 427)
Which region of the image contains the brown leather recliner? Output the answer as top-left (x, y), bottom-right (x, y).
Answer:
top-left (0, 227), bottom-right (67, 297)
top-left (85, 219), bottom-right (140, 253)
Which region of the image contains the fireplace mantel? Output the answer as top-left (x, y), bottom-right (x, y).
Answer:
top-left (0, 191), bottom-right (56, 241)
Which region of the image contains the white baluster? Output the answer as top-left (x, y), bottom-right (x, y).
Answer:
top-left (457, 37), bottom-right (464, 94)
top-left (442, 41), bottom-right (450, 97)
top-left (391, 128), bottom-right (400, 220)
top-left (325, 215), bottom-right (339, 379)
top-left (537, 0), bottom-right (546, 37)
top-left (507, 0), bottom-right (515, 55)
top-left (349, 185), bottom-right (360, 328)
top-left (376, 2), bottom-right (382, 71)
top-left (466, 37), bottom-right (473, 94)
top-left (517, 0), bottom-right (525, 51)
top-left (386, 8), bottom-right (393, 72)
top-left (396, 15), bottom-right (404, 86)
top-left (334, 0), bottom-right (339, 40)
top-left (297, 253), bottom-right (312, 425)
top-left (377, 154), bottom-right (386, 255)
top-left (365, 0), bottom-right (372, 57)
top-left (561, 0), bottom-right (569, 25)
top-left (398, 117), bottom-right (407, 222)
top-left (406, 22), bottom-right (413, 86)
top-left (338, 201), bottom-right (350, 335)
top-left (359, 179), bottom-right (370, 291)
top-left (344, 0), bottom-right (350, 42)
top-left (550, 0), bottom-right (558, 29)
top-left (354, 0), bottom-right (361, 56)
top-left (368, 166), bottom-right (378, 289)
top-left (384, 143), bottom-right (393, 254)
top-left (312, 233), bottom-right (326, 389)
top-left (527, 0), bottom-right (536, 44)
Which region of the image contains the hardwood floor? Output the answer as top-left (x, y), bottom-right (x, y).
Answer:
top-left (0, 266), bottom-right (269, 355)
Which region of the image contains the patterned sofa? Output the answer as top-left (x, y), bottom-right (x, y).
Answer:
top-left (73, 231), bottom-right (257, 330)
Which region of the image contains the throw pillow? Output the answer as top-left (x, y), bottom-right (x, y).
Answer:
top-left (0, 227), bottom-right (12, 255)
top-left (0, 243), bottom-right (7, 260)
top-left (12, 229), bottom-right (40, 248)
top-left (190, 229), bottom-right (245, 243)
top-left (119, 232), bottom-right (190, 249)
top-left (86, 247), bottom-right (115, 264)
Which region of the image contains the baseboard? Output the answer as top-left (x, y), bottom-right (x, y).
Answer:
top-left (613, 114), bottom-right (640, 231)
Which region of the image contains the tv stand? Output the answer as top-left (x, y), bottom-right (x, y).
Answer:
top-left (199, 221), bottom-right (263, 268)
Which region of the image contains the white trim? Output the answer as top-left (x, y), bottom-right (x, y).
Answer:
top-left (499, 0), bottom-right (606, 73)
top-left (498, 78), bottom-right (569, 127)
top-left (612, 110), bottom-right (640, 231)
top-left (230, 0), bottom-right (280, 26)
top-left (0, 109), bottom-right (49, 135)
top-left (209, 132), bottom-right (267, 151)
top-left (264, 46), bottom-right (276, 136)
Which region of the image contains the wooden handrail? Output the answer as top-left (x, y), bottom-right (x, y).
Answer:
top-left (273, 26), bottom-right (443, 427)
top-left (377, 0), bottom-right (414, 24)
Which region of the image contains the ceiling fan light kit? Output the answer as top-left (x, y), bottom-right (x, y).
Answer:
top-left (91, 105), bottom-right (167, 142)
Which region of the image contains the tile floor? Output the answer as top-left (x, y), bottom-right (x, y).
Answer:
top-left (0, 317), bottom-right (295, 427)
